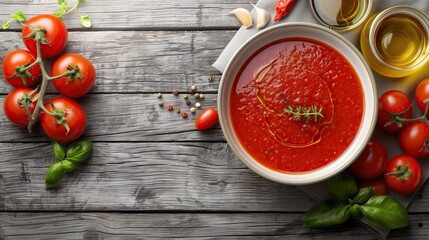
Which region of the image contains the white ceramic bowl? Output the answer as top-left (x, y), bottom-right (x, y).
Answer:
top-left (218, 23), bottom-right (377, 185)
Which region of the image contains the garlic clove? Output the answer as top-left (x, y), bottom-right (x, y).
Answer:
top-left (251, 3), bottom-right (270, 29)
top-left (228, 8), bottom-right (253, 28)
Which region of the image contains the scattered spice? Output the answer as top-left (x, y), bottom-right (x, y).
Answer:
top-left (175, 108), bottom-right (181, 114)
top-left (186, 99), bottom-right (192, 106)
top-left (199, 94), bottom-right (204, 99)
top-left (195, 102), bottom-right (201, 108)
top-left (194, 93), bottom-right (200, 99)
top-left (208, 75), bottom-right (215, 81)
top-left (159, 101), bottom-right (164, 107)
top-left (167, 104), bottom-right (174, 111)
top-left (172, 89), bottom-right (179, 96)
top-left (181, 112), bottom-right (188, 118)
top-left (191, 85), bottom-right (197, 91)
top-left (183, 94), bottom-right (188, 99)
top-left (156, 93), bottom-right (162, 98)
top-left (188, 88), bottom-right (194, 94)
top-left (190, 107), bottom-right (196, 114)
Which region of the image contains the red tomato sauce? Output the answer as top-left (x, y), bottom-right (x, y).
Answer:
top-left (230, 38), bottom-right (364, 173)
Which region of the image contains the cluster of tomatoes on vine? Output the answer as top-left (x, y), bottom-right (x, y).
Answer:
top-left (2, 14), bottom-right (95, 144)
top-left (346, 78), bottom-right (429, 196)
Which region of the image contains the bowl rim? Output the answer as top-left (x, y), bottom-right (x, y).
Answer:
top-left (218, 22), bottom-right (377, 185)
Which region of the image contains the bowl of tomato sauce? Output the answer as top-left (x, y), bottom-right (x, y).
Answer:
top-left (218, 23), bottom-right (377, 185)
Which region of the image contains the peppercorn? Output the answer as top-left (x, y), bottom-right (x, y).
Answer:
top-left (188, 88), bottom-right (194, 94)
top-left (186, 99), bottom-right (192, 106)
top-left (156, 93), bottom-right (162, 98)
top-left (195, 102), bottom-right (201, 108)
top-left (191, 85), bottom-right (197, 91)
top-left (175, 108), bottom-right (181, 114)
top-left (199, 94), bottom-right (204, 99)
top-left (208, 75), bottom-right (215, 81)
top-left (181, 112), bottom-right (188, 118)
top-left (159, 101), bottom-right (164, 107)
top-left (172, 89), bottom-right (179, 96)
top-left (167, 104), bottom-right (173, 111)
top-left (190, 107), bottom-right (196, 113)
top-left (183, 94), bottom-right (188, 99)
top-left (194, 93), bottom-right (200, 99)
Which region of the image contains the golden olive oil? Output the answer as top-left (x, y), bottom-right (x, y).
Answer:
top-left (375, 14), bottom-right (427, 67)
top-left (360, 7), bottom-right (429, 78)
top-left (310, 0), bottom-right (370, 30)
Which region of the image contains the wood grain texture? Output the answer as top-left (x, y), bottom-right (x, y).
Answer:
top-left (2, 212), bottom-right (429, 239)
top-left (0, 142), bottom-right (314, 211)
top-left (0, 212), bottom-right (379, 239)
top-left (0, 0), bottom-right (245, 30)
top-left (0, 31), bottom-right (230, 94)
top-left (0, 94), bottom-right (226, 142)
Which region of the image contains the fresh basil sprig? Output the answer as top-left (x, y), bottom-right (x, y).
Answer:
top-left (303, 174), bottom-right (410, 230)
top-left (45, 140), bottom-right (93, 189)
top-left (52, 0), bottom-right (92, 28)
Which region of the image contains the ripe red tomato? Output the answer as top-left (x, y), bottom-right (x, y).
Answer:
top-left (22, 14), bottom-right (68, 58)
top-left (3, 88), bottom-right (38, 127)
top-left (349, 139), bottom-right (388, 179)
top-left (415, 78), bottom-right (429, 112)
top-left (2, 49), bottom-right (41, 88)
top-left (358, 178), bottom-right (388, 196)
top-left (41, 97), bottom-right (86, 144)
top-left (384, 154), bottom-right (422, 195)
top-left (195, 107), bottom-right (219, 130)
top-left (399, 121), bottom-right (429, 158)
top-left (377, 90), bottom-right (412, 132)
top-left (51, 53), bottom-right (96, 98)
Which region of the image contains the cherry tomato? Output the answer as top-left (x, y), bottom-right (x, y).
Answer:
top-left (349, 139), bottom-right (388, 179)
top-left (358, 178), bottom-right (388, 196)
top-left (41, 97), bottom-right (86, 144)
top-left (22, 14), bottom-right (68, 58)
top-left (415, 78), bottom-right (429, 112)
top-left (377, 90), bottom-right (412, 132)
top-left (384, 154), bottom-right (422, 195)
top-left (399, 121), bottom-right (429, 158)
top-left (195, 107), bottom-right (219, 130)
top-left (2, 49), bottom-right (41, 88)
top-left (3, 88), bottom-right (38, 127)
top-left (51, 53), bottom-right (96, 98)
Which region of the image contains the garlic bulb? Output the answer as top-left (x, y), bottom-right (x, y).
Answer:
top-left (229, 8), bottom-right (253, 28)
top-left (251, 3), bottom-right (270, 29)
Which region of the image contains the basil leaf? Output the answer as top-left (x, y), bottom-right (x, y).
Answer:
top-left (65, 140), bottom-right (93, 163)
top-left (45, 162), bottom-right (64, 189)
top-left (328, 174), bottom-right (357, 200)
top-left (80, 15), bottom-right (91, 28)
top-left (360, 195), bottom-right (410, 229)
top-left (303, 201), bottom-right (350, 228)
top-left (52, 140), bottom-right (65, 161)
top-left (349, 204), bottom-right (362, 219)
top-left (353, 186), bottom-right (373, 205)
top-left (61, 160), bottom-right (76, 172)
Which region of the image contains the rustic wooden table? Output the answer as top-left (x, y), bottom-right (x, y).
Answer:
top-left (0, 1), bottom-right (428, 239)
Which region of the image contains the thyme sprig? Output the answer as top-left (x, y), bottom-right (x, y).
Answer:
top-left (284, 106), bottom-right (324, 122)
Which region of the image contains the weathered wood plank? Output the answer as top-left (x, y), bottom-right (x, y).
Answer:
top-left (2, 212), bottom-right (429, 239)
top-left (0, 142), bottom-right (316, 211)
top-left (0, 212), bottom-right (381, 239)
top-left (0, 31), bottom-right (231, 94)
top-left (0, 94), bottom-right (226, 142)
top-left (0, 0), bottom-right (245, 30)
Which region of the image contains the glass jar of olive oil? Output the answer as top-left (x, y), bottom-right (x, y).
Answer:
top-left (309, 0), bottom-right (372, 32)
top-left (360, 6), bottom-right (429, 78)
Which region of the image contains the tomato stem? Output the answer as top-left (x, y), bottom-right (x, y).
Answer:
top-left (27, 31), bottom-right (49, 133)
top-left (385, 164), bottom-right (413, 181)
top-left (386, 98), bottom-right (429, 126)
